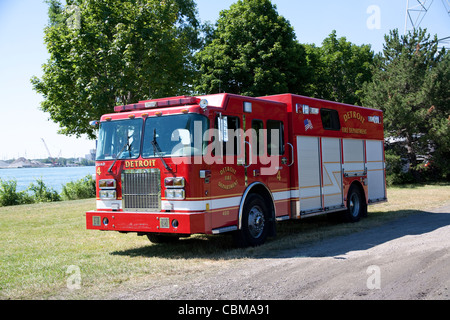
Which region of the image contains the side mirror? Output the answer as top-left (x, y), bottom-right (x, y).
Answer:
top-left (218, 116), bottom-right (229, 142)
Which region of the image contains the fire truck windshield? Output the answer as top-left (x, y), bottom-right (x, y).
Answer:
top-left (96, 118), bottom-right (143, 161)
top-left (96, 114), bottom-right (209, 161)
top-left (142, 114), bottom-right (209, 158)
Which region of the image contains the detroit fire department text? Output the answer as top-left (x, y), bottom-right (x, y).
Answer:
top-left (86, 93), bottom-right (386, 247)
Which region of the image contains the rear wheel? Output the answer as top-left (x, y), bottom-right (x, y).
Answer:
top-left (234, 194), bottom-right (270, 247)
top-left (344, 185), bottom-right (366, 223)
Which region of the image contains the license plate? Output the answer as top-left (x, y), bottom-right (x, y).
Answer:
top-left (92, 216), bottom-right (101, 227)
top-left (160, 218), bottom-right (170, 229)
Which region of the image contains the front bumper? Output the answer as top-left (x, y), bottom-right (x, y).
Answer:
top-left (86, 210), bottom-right (211, 235)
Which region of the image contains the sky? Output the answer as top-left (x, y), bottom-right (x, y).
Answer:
top-left (0, 0), bottom-right (448, 160)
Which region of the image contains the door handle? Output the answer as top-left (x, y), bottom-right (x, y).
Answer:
top-left (244, 141), bottom-right (252, 169)
top-left (287, 143), bottom-right (294, 167)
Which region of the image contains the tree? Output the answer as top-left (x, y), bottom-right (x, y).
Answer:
top-left (31, 0), bottom-right (200, 138)
top-left (362, 29), bottom-right (449, 180)
top-left (194, 0), bottom-right (307, 97)
top-left (304, 31), bottom-right (375, 105)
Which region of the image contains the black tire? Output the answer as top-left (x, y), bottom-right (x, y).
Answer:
top-left (234, 194), bottom-right (270, 247)
top-left (344, 185), bottom-right (366, 223)
top-left (147, 234), bottom-right (180, 244)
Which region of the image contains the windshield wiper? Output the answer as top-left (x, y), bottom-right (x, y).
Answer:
top-left (151, 129), bottom-right (171, 172)
top-left (108, 135), bottom-right (131, 173)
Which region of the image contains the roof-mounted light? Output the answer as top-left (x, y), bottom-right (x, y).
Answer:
top-left (145, 102), bottom-right (158, 108)
top-left (114, 96), bottom-right (198, 113)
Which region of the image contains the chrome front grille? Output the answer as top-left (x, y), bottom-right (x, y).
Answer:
top-left (122, 169), bottom-right (161, 212)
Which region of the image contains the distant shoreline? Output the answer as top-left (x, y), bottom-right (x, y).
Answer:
top-left (0, 166), bottom-right (96, 193)
top-left (0, 156), bottom-right (95, 169)
top-left (0, 164), bottom-right (95, 169)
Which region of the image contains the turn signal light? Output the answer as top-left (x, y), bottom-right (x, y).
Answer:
top-left (99, 179), bottom-right (116, 189)
top-left (164, 177), bottom-right (185, 188)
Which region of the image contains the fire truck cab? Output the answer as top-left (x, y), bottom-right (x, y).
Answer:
top-left (86, 93), bottom-right (386, 247)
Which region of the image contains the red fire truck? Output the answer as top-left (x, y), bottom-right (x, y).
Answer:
top-left (86, 93), bottom-right (386, 247)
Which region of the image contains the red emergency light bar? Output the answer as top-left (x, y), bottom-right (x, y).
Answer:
top-left (114, 96), bottom-right (198, 113)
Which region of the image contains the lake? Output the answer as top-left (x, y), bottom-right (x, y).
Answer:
top-left (0, 166), bottom-right (95, 193)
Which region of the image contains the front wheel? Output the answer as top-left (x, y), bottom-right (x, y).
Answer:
top-left (147, 234), bottom-right (180, 244)
top-left (234, 194), bottom-right (270, 248)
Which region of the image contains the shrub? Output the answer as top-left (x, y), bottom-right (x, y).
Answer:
top-left (385, 150), bottom-right (416, 186)
top-left (0, 179), bottom-right (34, 207)
top-left (61, 175), bottom-right (96, 200)
top-left (28, 178), bottom-right (61, 203)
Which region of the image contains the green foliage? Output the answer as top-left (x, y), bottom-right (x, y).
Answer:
top-left (362, 29), bottom-right (449, 180)
top-left (0, 179), bottom-right (33, 207)
top-left (304, 31), bottom-right (375, 105)
top-left (61, 175), bottom-right (96, 200)
top-left (0, 176), bottom-right (95, 207)
top-left (27, 178), bottom-right (61, 203)
top-left (194, 0), bottom-right (307, 97)
top-left (384, 150), bottom-right (413, 186)
top-left (32, 0), bottom-right (201, 138)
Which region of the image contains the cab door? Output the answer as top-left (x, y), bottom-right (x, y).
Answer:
top-left (244, 101), bottom-right (290, 218)
top-left (207, 111), bottom-right (246, 230)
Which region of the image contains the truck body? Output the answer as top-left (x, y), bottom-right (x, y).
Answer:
top-left (86, 93), bottom-right (386, 246)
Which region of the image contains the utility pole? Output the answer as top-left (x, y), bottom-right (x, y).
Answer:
top-left (404, 0), bottom-right (450, 49)
top-left (405, 0), bottom-right (434, 33)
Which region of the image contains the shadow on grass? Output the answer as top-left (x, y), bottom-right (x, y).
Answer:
top-left (111, 206), bottom-right (450, 261)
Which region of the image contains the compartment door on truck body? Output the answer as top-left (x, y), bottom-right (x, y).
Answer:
top-left (297, 136), bottom-right (322, 214)
top-left (366, 140), bottom-right (386, 202)
top-left (296, 136), bottom-right (344, 215)
top-left (343, 139), bottom-right (366, 177)
top-left (321, 137), bottom-right (344, 210)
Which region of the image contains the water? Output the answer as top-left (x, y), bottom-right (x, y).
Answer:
top-left (0, 167), bottom-right (95, 193)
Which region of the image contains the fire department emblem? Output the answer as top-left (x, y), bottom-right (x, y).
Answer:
top-left (218, 166), bottom-right (238, 190)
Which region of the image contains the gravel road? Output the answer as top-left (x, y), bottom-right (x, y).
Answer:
top-left (109, 204), bottom-right (450, 300)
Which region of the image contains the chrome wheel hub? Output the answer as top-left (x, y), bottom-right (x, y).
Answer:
top-left (248, 205), bottom-right (265, 239)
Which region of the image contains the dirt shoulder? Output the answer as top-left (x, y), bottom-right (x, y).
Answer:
top-left (105, 204), bottom-right (450, 300)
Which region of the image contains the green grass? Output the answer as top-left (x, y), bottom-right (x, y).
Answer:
top-left (1, 184), bottom-right (449, 300)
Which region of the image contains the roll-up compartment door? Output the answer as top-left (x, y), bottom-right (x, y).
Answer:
top-left (297, 136), bottom-right (322, 214)
top-left (366, 140), bottom-right (386, 202)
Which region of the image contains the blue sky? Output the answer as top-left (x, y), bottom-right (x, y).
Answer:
top-left (0, 0), bottom-right (448, 160)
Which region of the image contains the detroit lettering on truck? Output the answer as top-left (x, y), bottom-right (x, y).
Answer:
top-left (86, 93), bottom-right (387, 247)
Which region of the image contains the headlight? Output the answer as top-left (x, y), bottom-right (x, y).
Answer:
top-left (99, 179), bottom-right (116, 189)
top-left (165, 189), bottom-right (185, 200)
top-left (99, 190), bottom-right (117, 200)
top-left (164, 177), bottom-right (185, 188)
